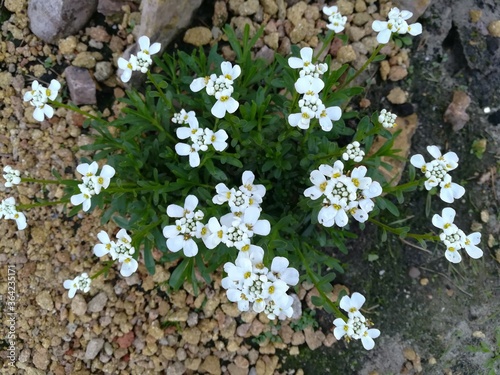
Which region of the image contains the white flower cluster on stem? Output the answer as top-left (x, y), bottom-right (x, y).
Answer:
top-left (342, 141), bottom-right (365, 162)
top-left (63, 272), bottom-right (91, 299)
top-left (333, 292), bottom-right (380, 350)
top-left (222, 247), bottom-right (299, 320)
top-left (118, 36), bottom-right (161, 82)
top-left (3, 166), bottom-right (21, 188)
top-left (288, 47), bottom-right (342, 131)
top-left (0, 197), bottom-right (27, 230)
top-left (190, 61), bottom-right (241, 118)
top-left (304, 161), bottom-right (382, 227)
top-left (323, 5), bottom-right (347, 33)
top-left (410, 145), bottom-right (465, 204)
top-left (378, 109), bottom-right (397, 129)
top-left (372, 7), bottom-right (423, 44)
top-left (172, 109), bottom-right (229, 167)
top-left (70, 161), bottom-right (116, 212)
top-left (94, 228), bottom-right (139, 277)
top-left (23, 79), bottom-right (61, 122)
top-left (432, 207), bottom-right (483, 263)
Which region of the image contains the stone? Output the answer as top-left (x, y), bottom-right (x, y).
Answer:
top-left (228, 364), bottom-right (248, 375)
top-left (28, 0), bottom-right (98, 43)
top-left (32, 348), bottom-right (50, 370)
top-left (379, 60), bottom-right (390, 80)
top-left (35, 291), bottom-right (54, 311)
top-left (337, 0), bottom-right (354, 15)
top-left (87, 292), bottom-right (108, 313)
top-left (488, 21), bottom-right (500, 37)
top-left (72, 52), bottom-right (97, 69)
top-left (287, 1), bottom-right (307, 27)
top-left (291, 331), bottom-right (305, 345)
top-left (87, 26), bottom-right (111, 43)
top-left (238, 0), bottom-right (259, 16)
top-left (166, 361), bottom-right (185, 375)
top-left (347, 26), bottom-right (366, 42)
top-left (85, 338), bottom-right (105, 360)
top-left (70, 294), bottom-right (87, 316)
top-left (337, 45), bottom-right (357, 64)
top-left (182, 327), bottom-right (201, 345)
top-left (261, 0), bottom-right (278, 15)
top-left (183, 27), bottom-right (213, 47)
top-left (443, 90), bottom-right (471, 132)
top-left (352, 12), bottom-right (371, 26)
top-left (387, 87), bottom-right (408, 104)
top-left (264, 32), bottom-right (279, 50)
top-left (97, 0), bottom-right (126, 16)
top-left (304, 327), bottom-right (325, 350)
top-left (94, 62), bottom-right (113, 82)
top-left (213, 1), bottom-right (228, 27)
top-left (290, 294), bottom-right (302, 320)
top-left (199, 355), bottom-right (221, 375)
top-left (388, 65), bottom-right (408, 81)
top-left (469, 10), bottom-right (482, 23)
top-left (65, 66), bottom-right (96, 105)
top-left (134, 0), bottom-right (203, 56)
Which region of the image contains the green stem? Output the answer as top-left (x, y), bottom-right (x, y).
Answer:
top-left (90, 261), bottom-right (115, 280)
top-left (314, 30), bottom-right (336, 62)
top-left (384, 179), bottom-right (423, 193)
top-left (51, 101), bottom-right (104, 123)
top-left (146, 71), bottom-right (173, 110)
top-left (339, 44), bottom-right (384, 89)
top-left (368, 218), bottom-right (439, 241)
top-left (17, 198), bottom-right (69, 210)
top-left (21, 177), bottom-right (78, 186)
top-left (296, 244), bottom-right (347, 319)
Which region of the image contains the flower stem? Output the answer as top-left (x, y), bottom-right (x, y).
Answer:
top-left (90, 261), bottom-right (115, 280)
top-left (339, 44), bottom-right (384, 89)
top-left (21, 177), bottom-right (78, 186)
top-left (314, 30), bottom-right (336, 62)
top-left (17, 198), bottom-right (69, 210)
top-left (368, 218), bottom-right (439, 241)
top-left (51, 101), bottom-right (104, 123)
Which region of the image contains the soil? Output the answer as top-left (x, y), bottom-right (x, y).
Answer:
top-left (0, 0), bottom-right (499, 375)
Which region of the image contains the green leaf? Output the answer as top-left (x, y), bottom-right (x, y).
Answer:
top-left (169, 258), bottom-right (192, 290)
top-left (311, 295), bottom-right (324, 307)
top-left (143, 239), bottom-right (156, 275)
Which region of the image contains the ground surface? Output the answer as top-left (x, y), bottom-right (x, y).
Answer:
top-left (0, 0), bottom-right (499, 375)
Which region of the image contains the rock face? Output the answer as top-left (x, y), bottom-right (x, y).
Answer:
top-left (64, 66), bottom-right (97, 105)
top-left (28, 0), bottom-right (98, 43)
top-left (134, 0), bottom-right (203, 51)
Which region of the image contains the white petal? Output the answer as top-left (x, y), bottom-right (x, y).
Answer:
top-left (175, 127), bottom-right (191, 139)
top-left (33, 107), bottom-right (45, 122)
top-left (445, 248), bottom-right (462, 263)
top-left (427, 145), bottom-right (442, 159)
top-left (371, 20), bottom-right (387, 32)
top-left (408, 22), bottom-right (422, 36)
top-left (211, 100), bottom-right (226, 118)
top-left (175, 142), bottom-right (192, 156)
top-left (167, 235), bottom-right (184, 252)
top-left (225, 97), bottom-right (239, 114)
top-left (100, 165), bottom-right (116, 179)
top-left (253, 220), bottom-right (271, 236)
top-left (183, 238), bottom-right (198, 257)
top-left (184, 195), bottom-right (199, 212)
top-left (350, 292), bottom-right (366, 309)
top-left (166, 204), bottom-right (184, 218)
top-left (288, 113), bottom-right (302, 127)
top-left (188, 150), bottom-right (201, 167)
top-left (190, 77), bottom-right (207, 92)
top-left (376, 29), bottom-right (392, 44)
top-left (300, 47), bottom-right (313, 62)
top-left (162, 224), bottom-right (180, 238)
top-left (326, 106), bottom-right (342, 121)
top-left (138, 36), bottom-right (150, 51)
top-left (120, 258), bottom-right (138, 277)
top-left (149, 42), bottom-right (161, 55)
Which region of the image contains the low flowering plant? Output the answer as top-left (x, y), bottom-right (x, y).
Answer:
top-left (5, 6), bottom-right (485, 353)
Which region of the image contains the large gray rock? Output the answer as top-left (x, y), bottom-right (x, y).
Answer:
top-left (64, 66), bottom-right (97, 105)
top-left (28, 0), bottom-right (98, 43)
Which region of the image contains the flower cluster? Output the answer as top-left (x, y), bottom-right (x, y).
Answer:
top-left (93, 228), bottom-right (138, 277)
top-left (190, 61), bottom-right (241, 118)
top-left (304, 161), bottom-right (382, 227)
top-left (23, 79), bottom-right (61, 121)
top-left (0, 197), bottom-right (27, 230)
top-left (432, 207), bottom-right (483, 263)
top-left (70, 161), bottom-right (116, 212)
top-left (333, 292), bottom-right (380, 350)
top-left (173, 109), bottom-right (229, 167)
top-left (63, 272), bottom-right (91, 299)
top-left (342, 141), bottom-right (365, 162)
top-left (323, 5), bottom-right (347, 33)
top-left (288, 47), bottom-right (342, 131)
top-left (410, 146), bottom-right (465, 204)
top-left (118, 36), bottom-right (161, 82)
top-left (3, 166), bottom-right (21, 188)
top-left (222, 248), bottom-right (299, 320)
top-left (378, 109), bottom-right (397, 129)
top-left (372, 7), bottom-right (423, 44)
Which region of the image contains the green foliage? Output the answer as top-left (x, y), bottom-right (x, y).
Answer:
top-left (290, 309), bottom-right (319, 331)
top-left (466, 328), bottom-right (500, 375)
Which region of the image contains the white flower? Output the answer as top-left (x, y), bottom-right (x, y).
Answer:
top-left (117, 56), bottom-right (137, 83)
top-left (317, 105), bottom-right (342, 131)
top-left (205, 128), bottom-right (229, 151)
top-left (360, 327), bottom-right (381, 350)
top-left (220, 61), bottom-right (241, 83)
top-left (76, 161), bottom-right (99, 180)
top-left (0, 197), bottom-right (27, 230)
top-left (3, 166), bottom-right (21, 187)
top-left (295, 75), bottom-right (325, 95)
top-left (378, 109), bottom-right (397, 128)
top-left (339, 292), bottom-right (366, 318)
top-left (333, 318), bottom-right (354, 340)
top-left (432, 207), bottom-right (457, 235)
top-left (288, 107), bottom-right (316, 129)
top-left (190, 75), bottom-right (215, 93)
top-left (439, 174), bottom-right (465, 204)
top-left (93, 231), bottom-right (115, 257)
top-left (269, 257), bottom-right (299, 286)
top-left (211, 89), bottom-right (239, 118)
top-left (323, 6), bottom-right (347, 33)
top-left (203, 217), bottom-right (228, 249)
top-left (70, 185), bottom-right (94, 212)
top-left (288, 47), bottom-right (314, 71)
top-left (119, 255), bottom-right (139, 277)
top-left (212, 183), bottom-right (233, 205)
top-left (175, 142), bottom-right (201, 167)
top-left (304, 169), bottom-right (333, 200)
top-left (137, 35), bottom-right (161, 57)
top-left (240, 206), bottom-right (271, 237)
top-left (372, 7), bottom-right (423, 44)
top-left (63, 273), bottom-right (91, 299)
top-left (92, 165), bottom-right (116, 195)
top-left (239, 171), bottom-right (266, 200)
top-left (163, 195), bottom-right (202, 257)
top-left (23, 79), bottom-right (61, 121)
top-left (342, 141), bottom-right (365, 162)
top-left (463, 232), bottom-right (483, 259)
top-left (172, 109), bottom-right (198, 126)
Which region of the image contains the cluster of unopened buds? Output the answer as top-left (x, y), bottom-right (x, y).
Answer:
top-left (94, 229), bottom-right (138, 277)
top-left (70, 161), bottom-right (116, 212)
top-left (322, 5), bottom-right (347, 33)
top-left (432, 207), bottom-right (483, 263)
top-left (23, 79), bottom-right (61, 121)
top-left (1, 166), bottom-right (26, 230)
top-left (372, 7), bottom-right (423, 44)
top-left (304, 160), bottom-right (382, 227)
top-left (410, 145), bottom-right (465, 204)
top-left (378, 109), bottom-right (397, 129)
top-left (172, 109), bottom-right (229, 167)
top-left (190, 61), bottom-right (241, 118)
top-left (63, 273), bottom-right (92, 299)
top-left (118, 36), bottom-right (161, 82)
top-left (342, 141), bottom-right (365, 162)
top-left (288, 47), bottom-right (342, 131)
top-left (333, 292), bottom-right (380, 350)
